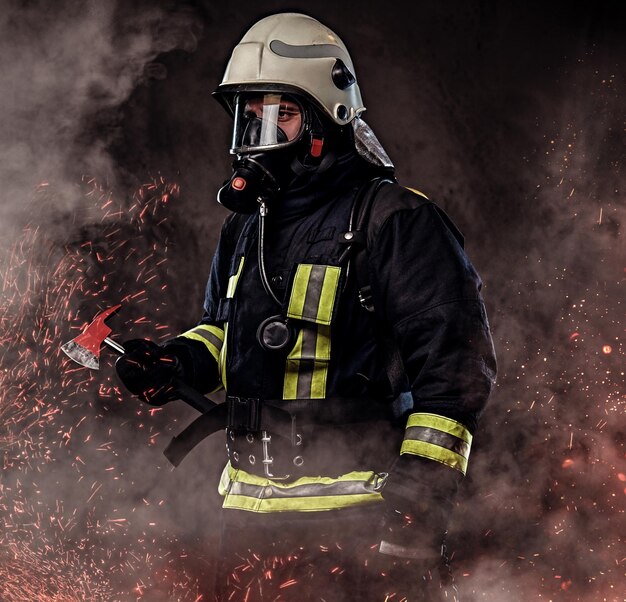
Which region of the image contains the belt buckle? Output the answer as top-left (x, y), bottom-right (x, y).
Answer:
top-left (227, 396), bottom-right (261, 431)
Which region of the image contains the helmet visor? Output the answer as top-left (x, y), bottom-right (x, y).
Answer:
top-left (231, 93), bottom-right (305, 153)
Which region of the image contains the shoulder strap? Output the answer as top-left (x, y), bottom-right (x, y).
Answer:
top-left (346, 177), bottom-right (409, 399)
top-left (347, 177), bottom-right (393, 311)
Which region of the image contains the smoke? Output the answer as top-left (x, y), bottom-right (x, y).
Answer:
top-left (0, 0), bottom-right (200, 222)
top-left (0, 2), bottom-right (218, 600)
top-left (442, 33), bottom-right (625, 602)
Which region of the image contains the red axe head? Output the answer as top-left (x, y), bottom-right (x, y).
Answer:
top-left (61, 305), bottom-right (121, 369)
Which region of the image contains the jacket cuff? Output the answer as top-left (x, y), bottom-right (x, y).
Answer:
top-left (400, 412), bottom-right (473, 475)
top-left (162, 326), bottom-right (224, 394)
top-left (382, 411), bottom-right (471, 514)
top-left (176, 324), bottom-right (224, 365)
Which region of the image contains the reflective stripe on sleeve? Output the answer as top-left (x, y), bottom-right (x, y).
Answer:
top-left (179, 324), bottom-right (224, 364)
top-left (287, 264), bottom-right (341, 325)
top-left (218, 463), bottom-right (384, 513)
top-left (400, 413), bottom-right (473, 475)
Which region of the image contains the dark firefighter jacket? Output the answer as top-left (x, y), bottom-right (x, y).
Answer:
top-left (165, 150), bottom-right (496, 522)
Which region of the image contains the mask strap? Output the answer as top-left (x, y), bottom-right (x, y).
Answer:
top-left (290, 149), bottom-right (337, 178)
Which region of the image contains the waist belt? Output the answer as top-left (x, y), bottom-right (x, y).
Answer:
top-left (163, 395), bottom-right (391, 467)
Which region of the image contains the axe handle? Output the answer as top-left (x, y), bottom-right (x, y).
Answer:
top-left (104, 336), bottom-right (126, 355)
top-left (171, 377), bottom-right (217, 414)
top-left (105, 337), bottom-right (216, 414)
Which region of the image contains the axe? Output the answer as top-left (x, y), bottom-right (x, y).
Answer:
top-left (61, 305), bottom-right (215, 414)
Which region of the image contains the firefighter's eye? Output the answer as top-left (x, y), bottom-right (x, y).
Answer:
top-left (278, 106), bottom-right (299, 121)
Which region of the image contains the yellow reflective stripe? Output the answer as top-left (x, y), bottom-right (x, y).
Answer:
top-left (226, 256), bottom-right (245, 298)
top-left (181, 332), bottom-right (220, 362)
top-left (180, 332), bottom-right (222, 361)
top-left (179, 325), bottom-right (224, 364)
top-left (283, 325), bottom-right (330, 400)
top-left (219, 464), bottom-right (383, 512)
top-left (225, 464), bottom-right (378, 488)
top-left (286, 264), bottom-right (312, 320)
top-left (216, 257), bottom-right (244, 393)
top-left (219, 323), bottom-right (229, 389)
top-left (283, 324), bottom-right (308, 399)
top-left (400, 439), bottom-right (469, 474)
top-left (286, 325), bottom-right (329, 361)
top-left (287, 327), bottom-right (304, 360)
top-left (222, 493), bottom-right (381, 513)
top-left (406, 186), bottom-right (429, 199)
top-left (218, 462), bottom-right (231, 496)
top-left (193, 324), bottom-right (224, 342)
top-left (315, 324), bottom-right (331, 360)
top-left (287, 264), bottom-right (341, 325)
top-left (220, 256), bottom-right (244, 390)
top-left (405, 413), bottom-right (472, 445)
top-left (402, 413), bottom-right (472, 474)
top-left (282, 264), bottom-right (337, 399)
top-left (316, 266), bottom-right (341, 325)
top-left (310, 360), bottom-right (328, 399)
top-left (283, 360), bottom-right (299, 400)
top-left (285, 359), bottom-right (322, 399)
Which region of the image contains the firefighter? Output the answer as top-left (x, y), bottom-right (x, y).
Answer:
top-left (116, 13), bottom-right (496, 601)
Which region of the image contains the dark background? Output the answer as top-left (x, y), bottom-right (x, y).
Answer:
top-left (0, 1), bottom-right (624, 600)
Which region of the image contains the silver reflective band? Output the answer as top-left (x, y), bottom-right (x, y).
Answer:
top-left (379, 540), bottom-right (443, 561)
top-left (228, 478), bottom-right (378, 500)
top-left (352, 118), bottom-right (394, 169)
top-left (269, 40), bottom-right (352, 64)
top-left (405, 426), bottom-right (470, 459)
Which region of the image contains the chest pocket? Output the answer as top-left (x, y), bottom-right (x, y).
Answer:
top-left (283, 264), bottom-right (342, 400)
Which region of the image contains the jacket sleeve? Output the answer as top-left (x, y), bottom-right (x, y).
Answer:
top-left (162, 214), bottom-right (240, 394)
top-left (368, 186), bottom-right (497, 527)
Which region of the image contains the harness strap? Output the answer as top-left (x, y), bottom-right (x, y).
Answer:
top-left (352, 177), bottom-right (393, 312)
top-left (342, 177), bottom-right (410, 399)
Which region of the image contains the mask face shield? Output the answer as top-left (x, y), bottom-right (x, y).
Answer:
top-left (231, 93), bottom-right (306, 154)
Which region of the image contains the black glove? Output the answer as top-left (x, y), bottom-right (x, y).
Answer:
top-left (378, 456), bottom-right (458, 563)
top-left (115, 339), bottom-right (184, 406)
top-left (378, 504), bottom-right (445, 565)
top-left (362, 506), bottom-right (449, 602)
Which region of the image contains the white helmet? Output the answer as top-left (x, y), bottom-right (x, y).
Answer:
top-left (214, 13), bottom-right (365, 125)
